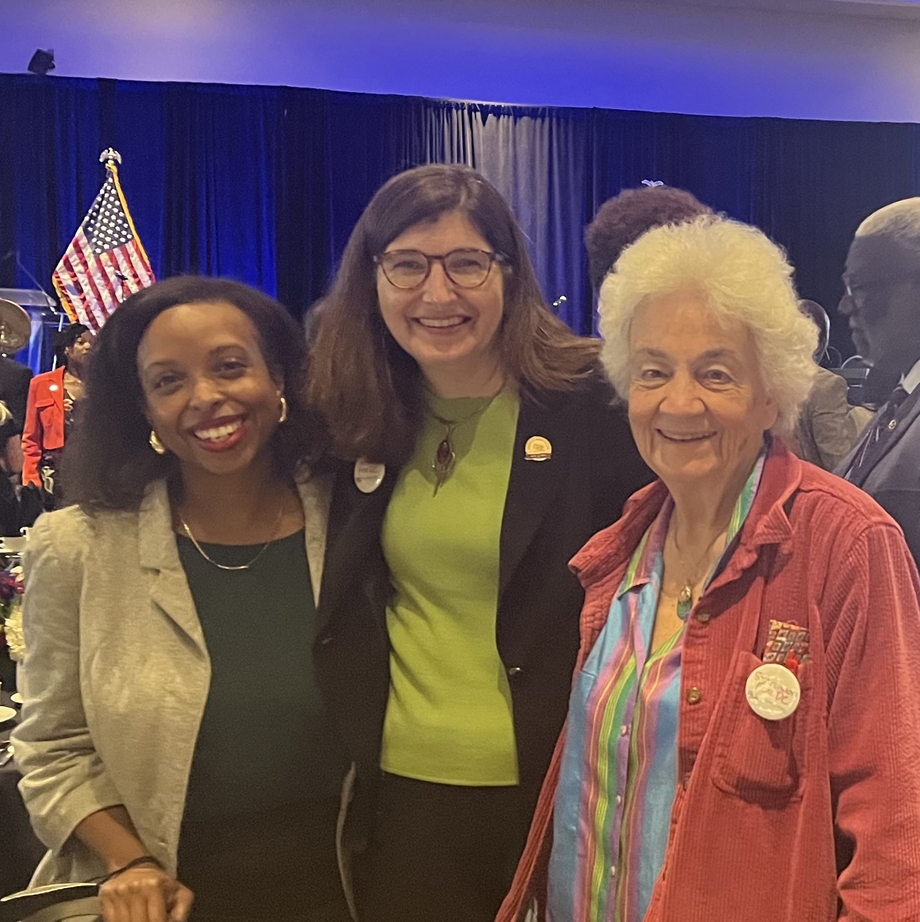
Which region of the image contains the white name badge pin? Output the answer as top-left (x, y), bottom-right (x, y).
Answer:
top-left (745, 662), bottom-right (801, 720)
top-left (524, 435), bottom-right (552, 461)
top-left (354, 459), bottom-right (385, 494)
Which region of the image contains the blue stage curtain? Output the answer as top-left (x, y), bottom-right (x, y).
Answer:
top-left (2, 73), bottom-right (920, 366)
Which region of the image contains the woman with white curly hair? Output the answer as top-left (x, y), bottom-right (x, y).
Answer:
top-left (496, 215), bottom-right (920, 922)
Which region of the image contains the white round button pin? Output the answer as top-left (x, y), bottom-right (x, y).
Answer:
top-left (354, 459), bottom-right (385, 494)
top-left (745, 663), bottom-right (801, 720)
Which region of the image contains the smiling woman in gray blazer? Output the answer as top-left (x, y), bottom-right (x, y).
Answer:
top-left (12, 277), bottom-right (351, 922)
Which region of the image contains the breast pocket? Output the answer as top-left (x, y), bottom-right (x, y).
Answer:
top-left (35, 396), bottom-right (58, 430)
top-left (710, 650), bottom-right (811, 804)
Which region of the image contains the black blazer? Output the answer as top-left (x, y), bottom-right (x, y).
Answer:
top-left (837, 385), bottom-right (920, 567)
top-left (0, 356), bottom-right (32, 435)
top-left (314, 375), bottom-right (652, 843)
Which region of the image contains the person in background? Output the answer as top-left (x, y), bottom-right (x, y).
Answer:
top-left (20, 323), bottom-right (92, 519)
top-left (0, 399), bottom-right (22, 534)
top-left (791, 298), bottom-right (870, 470)
top-left (498, 216), bottom-right (920, 922)
top-left (837, 198), bottom-right (920, 567)
top-left (0, 354), bottom-right (32, 533)
top-left (584, 184), bottom-right (712, 293)
top-left (306, 164), bottom-right (651, 922)
top-left (0, 353), bottom-right (33, 437)
top-left (13, 277), bottom-right (351, 922)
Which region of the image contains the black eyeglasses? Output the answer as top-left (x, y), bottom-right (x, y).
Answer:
top-left (374, 248), bottom-right (506, 290)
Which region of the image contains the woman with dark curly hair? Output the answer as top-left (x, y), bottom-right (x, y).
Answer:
top-left (584, 184), bottom-right (711, 292)
top-left (13, 276), bottom-right (351, 922)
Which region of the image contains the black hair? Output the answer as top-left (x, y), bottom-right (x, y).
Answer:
top-left (53, 323), bottom-right (90, 367)
top-left (585, 186), bottom-right (712, 290)
top-left (65, 276), bottom-right (322, 511)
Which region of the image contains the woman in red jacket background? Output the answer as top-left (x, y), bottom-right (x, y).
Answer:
top-left (21, 323), bottom-right (92, 517)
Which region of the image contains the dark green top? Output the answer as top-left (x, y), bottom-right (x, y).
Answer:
top-left (177, 529), bottom-right (347, 822)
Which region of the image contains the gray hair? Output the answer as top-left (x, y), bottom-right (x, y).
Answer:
top-left (597, 215), bottom-right (817, 438)
top-left (856, 197), bottom-right (920, 245)
top-left (853, 198), bottom-right (920, 272)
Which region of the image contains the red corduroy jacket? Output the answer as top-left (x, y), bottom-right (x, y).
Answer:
top-left (497, 441), bottom-right (920, 922)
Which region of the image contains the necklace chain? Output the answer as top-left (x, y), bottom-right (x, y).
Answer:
top-left (179, 503), bottom-right (285, 571)
top-left (429, 387), bottom-right (503, 494)
top-left (670, 525), bottom-right (727, 617)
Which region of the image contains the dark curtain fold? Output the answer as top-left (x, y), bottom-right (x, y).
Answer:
top-left (2, 73), bottom-right (920, 366)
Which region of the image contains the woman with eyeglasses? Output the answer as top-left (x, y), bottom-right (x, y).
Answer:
top-left (306, 164), bottom-right (651, 922)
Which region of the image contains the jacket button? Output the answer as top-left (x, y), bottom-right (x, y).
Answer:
top-left (686, 687), bottom-right (703, 705)
top-left (696, 611), bottom-right (711, 624)
top-left (507, 666), bottom-right (523, 677)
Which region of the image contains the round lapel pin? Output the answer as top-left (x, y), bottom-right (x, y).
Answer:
top-left (745, 662), bottom-right (801, 720)
top-left (354, 458), bottom-right (385, 494)
top-left (524, 435), bottom-right (552, 461)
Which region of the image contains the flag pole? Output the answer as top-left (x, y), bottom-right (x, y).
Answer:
top-left (51, 312), bottom-right (65, 371)
top-left (99, 149), bottom-right (126, 302)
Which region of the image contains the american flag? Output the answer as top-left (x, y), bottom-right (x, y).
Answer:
top-left (51, 160), bottom-right (155, 329)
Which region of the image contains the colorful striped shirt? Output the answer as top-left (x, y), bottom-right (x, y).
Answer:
top-left (547, 451), bottom-right (765, 922)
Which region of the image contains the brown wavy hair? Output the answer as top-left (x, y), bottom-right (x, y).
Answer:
top-left (306, 164), bottom-right (599, 467)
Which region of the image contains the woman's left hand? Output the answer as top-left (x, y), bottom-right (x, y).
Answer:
top-left (98, 864), bottom-right (195, 922)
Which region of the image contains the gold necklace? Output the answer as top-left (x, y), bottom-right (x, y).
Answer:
top-left (670, 526), bottom-right (727, 618)
top-left (179, 503), bottom-right (285, 571)
top-left (429, 389), bottom-right (503, 494)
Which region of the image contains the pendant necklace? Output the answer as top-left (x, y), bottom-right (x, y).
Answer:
top-left (430, 388), bottom-right (503, 494)
top-left (179, 502), bottom-right (285, 571)
top-left (670, 526), bottom-right (727, 619)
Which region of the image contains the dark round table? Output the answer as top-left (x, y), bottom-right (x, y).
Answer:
top-left (0, 685), bottom-right (46, 898)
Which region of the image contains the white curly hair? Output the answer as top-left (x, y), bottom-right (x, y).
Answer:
top-left (597, 215), bottom-right (817, 438)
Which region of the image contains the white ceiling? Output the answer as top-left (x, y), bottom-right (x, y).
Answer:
top-left (501, 0), bottom-right (920, 18)
top-left (623, 0), bottom-right (920, 17)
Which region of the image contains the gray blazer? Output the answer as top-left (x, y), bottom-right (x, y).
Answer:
top-left (794, 366), bottom-right (871, 471)
top-left (12, 473), bottom-right (331, 886)
top-left (836, 387), bottom-right (920, 568)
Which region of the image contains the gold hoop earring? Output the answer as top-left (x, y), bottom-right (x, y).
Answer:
top-left (149, 430), bottom-right (167, 455)
top-left (278, 395), bottom-right (288, 424)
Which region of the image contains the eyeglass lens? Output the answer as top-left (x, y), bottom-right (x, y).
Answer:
top-left (380, 249), bottom-right (495, 288)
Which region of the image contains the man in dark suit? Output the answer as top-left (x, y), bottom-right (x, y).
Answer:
top-left (836, 197), bottom-right (920, 566)
top-left (0, 354), bottom-right (32, 435)
top-left (0, 355), bottom-right (30, 533)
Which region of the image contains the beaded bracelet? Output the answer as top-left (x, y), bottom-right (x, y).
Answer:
top-left (99, 855), bottom-right (165, 884)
